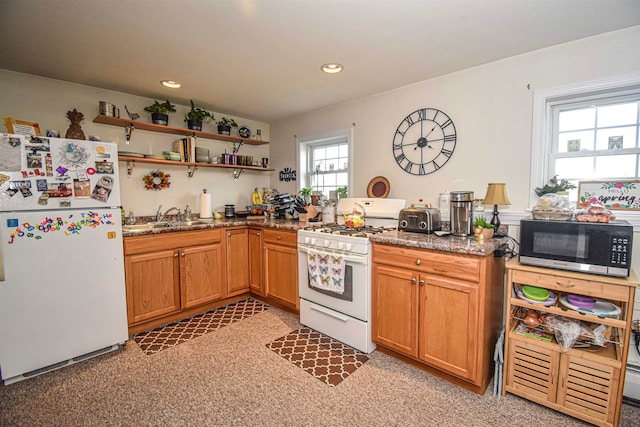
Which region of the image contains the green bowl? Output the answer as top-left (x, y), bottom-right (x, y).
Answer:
top-left (521, 286), bottom-right (549, 302)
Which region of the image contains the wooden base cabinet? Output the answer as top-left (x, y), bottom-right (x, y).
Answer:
top-left (248, 228), bottom-right (264, 296)
top-left (225, 228), bottom-right (250, 297)
top-left (503, 260), bottom-right (638, 427)
top-left (263, 228), bottom-right (298, 311)
top-left (372, 242), bottom-right (505, 394)
top-left (124, 229), bottom-right (225, 334)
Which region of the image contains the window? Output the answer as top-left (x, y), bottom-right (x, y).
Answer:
top-left (531, 74), bottom-right (640, 207)
top-left (298, 129), bottom-right (351, 200)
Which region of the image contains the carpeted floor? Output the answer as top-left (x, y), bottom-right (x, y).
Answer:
top-left (1, 305), bottom-right (639, 426)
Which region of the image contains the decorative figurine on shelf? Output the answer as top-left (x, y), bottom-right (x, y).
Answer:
top-left (124, 105), bottom-right (140, 120)
top-left (65, 109), bottom-right (86, 140)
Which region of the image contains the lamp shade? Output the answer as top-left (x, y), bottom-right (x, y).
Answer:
top-left (483, 183), bottom-right (511, 206)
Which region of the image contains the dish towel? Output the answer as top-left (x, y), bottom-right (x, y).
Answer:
top-left (307, 249), bottom-right (346, 294)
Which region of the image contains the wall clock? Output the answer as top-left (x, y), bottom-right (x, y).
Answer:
top-left (392, 108), bottom-right (457, 175)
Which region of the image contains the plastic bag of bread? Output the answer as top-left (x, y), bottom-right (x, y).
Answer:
top-left (543, 315), bottom-right (594, 352)
top-left (531, 193), bottom-right (573, 220)
top-left (575, 203), bottom-right (616, 223)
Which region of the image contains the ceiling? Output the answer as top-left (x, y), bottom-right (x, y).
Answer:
top-left (1, 0), bottom-right (639, 122)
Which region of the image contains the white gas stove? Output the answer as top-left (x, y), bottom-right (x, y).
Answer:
top-left (297, 198), bottom-right (406, 353)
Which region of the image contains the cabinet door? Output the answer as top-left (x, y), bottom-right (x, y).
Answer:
top-left (372, 264), bottom-right (418, 357)
top-left (264, 242), bottom-right (298, 310)
top-left (419, 275), bottom-right (479, 381)
top-left (505, 336), bottom-right (559, 403)
top-left (226, 228), bottom-right (250, 296)
top-left (180, 243), bottom-right (224, 309)
top-left (124, 250), bottom-right (180, 324)
top-left (248, 228), bottom-right (263, 295)
top-left (557, 354), bottom-right (619, 424)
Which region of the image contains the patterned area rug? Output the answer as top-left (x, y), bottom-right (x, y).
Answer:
top-left (266, 327), bottom-right (369, 387)
top-left (134, 298), bottom-right (269, 355)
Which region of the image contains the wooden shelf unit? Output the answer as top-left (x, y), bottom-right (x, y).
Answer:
top-left (118, 155), bottom-right (274, 172)
top-left (503, 259), bottom-right (638, 427)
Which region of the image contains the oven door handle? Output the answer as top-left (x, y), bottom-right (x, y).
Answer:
top-left (310, 304), bottom-right (350, 322)
top-left (298, 244), bottom-right (368, 264)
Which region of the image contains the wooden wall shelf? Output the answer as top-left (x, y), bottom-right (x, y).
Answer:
top-left (93, 115), bottom-right (269, 145)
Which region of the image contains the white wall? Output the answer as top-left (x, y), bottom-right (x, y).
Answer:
top-left (270, 26), bottom-right (640, 211)
top-left (0, 70), bottom-right (272, 217)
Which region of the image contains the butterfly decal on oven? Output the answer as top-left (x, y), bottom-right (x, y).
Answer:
top-left (318, 254), bottom-right (329, 264)
top-left (319, 275), bottom-right (330, 285)
top-left (309, 274), bottom-right (318, 284)
top-left (332, 268), bottom-right (342, 275)
top-left (332, 277), bottom-right (343, 286)
top-left (319, 266), bottom-right (328, 274)
top-left (308, 265), bottom-right (317, 272)
top-left (307, 254), bottom-right (316, 262)
top-left (331, 255), bottom-right (342, 264)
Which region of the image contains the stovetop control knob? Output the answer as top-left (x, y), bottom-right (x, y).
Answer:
top-left (323, 240), bottom-right (331, 248)
top-left (304, 237), bottom-right (311, 244)
top-left (345, 243), bottom-right (353, 251)
top-left (310, 238), bottom-right (317, 245)
top-left (338, 242), bottom-right (345, 250)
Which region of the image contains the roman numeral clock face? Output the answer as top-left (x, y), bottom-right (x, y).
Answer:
top-left (392, 108), bottom-right (457, 175)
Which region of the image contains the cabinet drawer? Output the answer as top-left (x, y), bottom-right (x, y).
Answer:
top-left (511, 269), bottom-right (630, 302)
top-left (262, 229), bottom-right (297, 247)
top-left (373, 244), bottom-right (481, 283)
top-left (124, 228), bottom-right (223, 255)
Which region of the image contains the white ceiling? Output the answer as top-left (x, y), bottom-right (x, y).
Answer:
top-left (1, 0), bottom-right (639, 122)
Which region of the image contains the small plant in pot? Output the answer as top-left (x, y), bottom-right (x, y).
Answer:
top-left (216, 117), bottom-right (238, 135)
top-left (299, 187), bottom-right (313, 205)
top-left (184, 100), bottom-right (215, 131)
top-left (144, 100), bottom-right (176, 126)
top-left (474, 216), bottom-right (495, 239)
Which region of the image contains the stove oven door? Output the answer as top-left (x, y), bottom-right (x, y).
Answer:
top-left (297, 244), bottom-right (370, 321)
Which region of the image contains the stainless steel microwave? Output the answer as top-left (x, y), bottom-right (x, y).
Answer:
top-left (519, 218), bottom-right (633, 277)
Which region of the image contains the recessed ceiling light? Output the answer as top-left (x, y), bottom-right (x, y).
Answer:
top-left (321, 63), bottom-right (343, 74)
top-left (161, 80), bottom-right (181, 89)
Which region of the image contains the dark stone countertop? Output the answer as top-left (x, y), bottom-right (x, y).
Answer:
top-left (369, 230), bottom-right (507, 256)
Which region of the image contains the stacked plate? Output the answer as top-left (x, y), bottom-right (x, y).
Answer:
top-left (559, 296), bottom-right (621, 317)
top-left (516, 285), bottom-right (557, 307)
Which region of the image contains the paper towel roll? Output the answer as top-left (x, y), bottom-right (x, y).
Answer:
top-left (200, 190), bottom-right (212, 219)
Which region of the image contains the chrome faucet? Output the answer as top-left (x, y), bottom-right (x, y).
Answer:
top-left (157, 206), bottom-right (183, 222)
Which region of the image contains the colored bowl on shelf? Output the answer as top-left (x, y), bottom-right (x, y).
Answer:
top-left (516, 287), bottom-right (557, 307)
top-left (567, 294), bottom-right (596, 310)
top-left (521, 286), bottom-right (549, 302)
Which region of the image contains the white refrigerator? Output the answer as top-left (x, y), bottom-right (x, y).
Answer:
top-left (0, 134), bottom-right (128, 384)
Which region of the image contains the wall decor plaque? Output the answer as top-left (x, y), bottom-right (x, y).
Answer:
top-left (577, 180), bottom-right (640, 210)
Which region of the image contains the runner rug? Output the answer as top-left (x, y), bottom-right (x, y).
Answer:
top-left (266, 327), bottom-right (369, 387)
top-left (134, 298), bottom-right (269, 355)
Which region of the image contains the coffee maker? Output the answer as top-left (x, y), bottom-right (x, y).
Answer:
top-left (450, 191), bottom-right (474, 236)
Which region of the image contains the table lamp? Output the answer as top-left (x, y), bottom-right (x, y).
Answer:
top-left (482, 183), bottom-right (510, 235)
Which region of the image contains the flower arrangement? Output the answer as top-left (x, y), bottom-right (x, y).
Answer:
top-left (143, 170), bottom-right (171, 190)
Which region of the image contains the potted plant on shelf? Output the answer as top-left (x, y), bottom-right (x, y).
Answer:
top-left (144, 100), bottom-right (176, 126)
top-left (474, 216), bottom-right (495, 239)
top-left (184, 100), bottom-right (215, 131)
top-left (216, 117), bottom-right (238, 135)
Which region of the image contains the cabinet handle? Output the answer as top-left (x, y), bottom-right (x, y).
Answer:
top-left (415, 259), bottom-right (421, 265)
top-left (277, 235), bottom-right (282, 240)
top-left (256, 232), bottom-right (261, 236)
top-left (174, 253), bottom-right (178, 258)
top-left (551, 369), bottom-right (555, 384)
top-left (227, 232), bottom-right (231, 237)
top-left (419, 279), bottom-right (425, 286)
top-left (181, 252), bottom-right (186, 257)
top-left (556, 282), bottom-right (576, 287)
top-left (561, 373), bottom-right (566, 387)
top-left (411, 278), bottom-right (417, 285)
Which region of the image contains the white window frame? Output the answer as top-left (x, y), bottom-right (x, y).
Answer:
top-left (296, 127), bottom-right (353, 196)
top-left (530, 73), bottom-right (640, 226)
